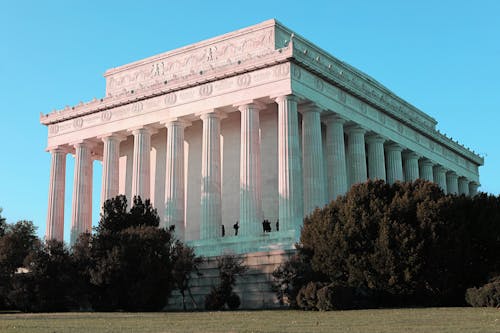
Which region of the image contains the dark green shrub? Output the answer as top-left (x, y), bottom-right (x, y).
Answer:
top-left (0, 220), bottom-right (40, 310)
top-left (204, 255), bottom-right (247, 310)
top-left (74, 195), bottom-right (176, 311)
top-left (291, 180), bottom-right (500, 309)
top-left (226, 292), bottom-right (241, 310)
top-left (272, 251), bottom-right (320, 307)
top-left (8, 240), bottom-right (78, 312)
top-left (465, 276), bottom-right (500, 307)
top-left (316, 283), bottom-right (357, 311)
top-left (296, 281), bottom-right (324, 310)
top-left (204, 286), bottom-right (225, 310)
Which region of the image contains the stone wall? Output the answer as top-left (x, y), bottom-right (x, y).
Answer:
top-left (166, 249), bottom-right (295, 310)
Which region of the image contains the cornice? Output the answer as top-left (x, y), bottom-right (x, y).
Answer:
top-left (279, 30), bottom-right (482, 166)
top-left (104, 19), bottom-right (278, 77)
top-left (292, 62), bottom-right (483, 167)
top-left (40, 45), bottom-right (293, 125)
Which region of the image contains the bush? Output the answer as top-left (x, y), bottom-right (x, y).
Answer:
top-left (8, 240), bottom-right (77, 312)
top-left (0, 220), bottom-right (39, 310)
top-left (296, 281), bottom-right (324, 310)
top-left (204, 255), bottom-right (247, 310)
top-left (204, 286), bottom-right (226, 310)
top-left (74, 195), bottom-right (176, 311)
top-left (226, 293), bottom-right (241, 310)
top-left (293, 180), bottom-right (500, 308)
top-left (0, 198), bottom-right (201, 312)
top-left (465, 276), bottom-right (500, 307)
top-left (316, 284), bottom-right (357, 311)
top-left (272, 251), bottom-right (320, 307)
top-left (171, 241), bottom-right (203, 310)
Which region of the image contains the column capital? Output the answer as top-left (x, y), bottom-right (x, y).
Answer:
top-left (385, 142), bottom-right (404, 152)
top-left (128, 126), bottom-right (158, 136)
top-left (433, 165), bottom-right (447, 173)
top-left (197, 109), bottom-right (227, 121)
top-left (345, 124), bottom-right (366, 135)
top-left (403, 150), bottom-right (420, 160)
top-left (300, 102), bottom-right (322, 114)
top-left (70, 139), bottom-right (95, 150)
top-left (469, 181), bottom-right (480, 190)
top-left (46, 145), bottom-right (71, 154)
top-left (365, 133), bottom-right (386, 144)
top-left (274, 94), bottom-right (299, 104)
top-left (446, 170), bottom-right (458, 178)
top-left (419, 158), bottom-right (434, 167)
top-left (161, 118), bottom-right (192, 128)
top-left (234, 100), bottom-right (267, 111)
top-left (99, 133), bottom-right (127, 143)
top-left (323, 114), bottom-right (346, 125)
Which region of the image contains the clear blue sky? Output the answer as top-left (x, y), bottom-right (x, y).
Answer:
top-left (1, 1), bottom-right (498, 242)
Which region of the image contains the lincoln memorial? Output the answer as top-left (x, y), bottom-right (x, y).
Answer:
top-left (41, 20), bottom-right (483, 302)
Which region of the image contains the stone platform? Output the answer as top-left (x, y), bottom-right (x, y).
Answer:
top-left (166, 249), bottom-right (296, 310)
top-left (187, 229), bottom-right (298, 257)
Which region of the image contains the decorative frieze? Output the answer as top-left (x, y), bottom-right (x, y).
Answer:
top-left (105, 24), bottom-right (276, 95)
top-left (47, 63), bottom-right (290, 138)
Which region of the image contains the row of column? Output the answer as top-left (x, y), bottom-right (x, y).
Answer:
top-left (45, 95), bottom-right (304, 243)
top-left (321, 120), bottom-right (479, 200)
top-left (46, 95), bottom-right (480, 243)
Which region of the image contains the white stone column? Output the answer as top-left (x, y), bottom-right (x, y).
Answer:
top-left (164, 120), bottom-right (187, 238)
top-left (446, 171), bottom-right (459, 195)
top-left (366, 134), bottom-right (386, 181)
top-left (200, 112), bottom-right (222, 239)
top-left (100, 134), bottom-right (124, 206)
top-left (469, 182), bottom-right (479, 196)
top-left (433, 165), bottom-right (448, 193)
top-left (385, 143), bottom-right (404, 184)
top-left (302, 104), bottom-right (326, 215)
top-left (403, 151), bottom-right (420, 182)
top-left (238, 104), bottom-right (263, 236)
top-left (46, 147), bottom-right (67, 241)
top-left (419, 158), bottom-right (434, 182)
top-left (275, 95), bottom-right (303, 233)
top-left (458, 177), bottom-right (470, 196)
top-left (325, 115), bottom-right (347, 201)
top-left (71, 141), bottom-right (93, 246)
top-left (131, 127), bottom-right (154, 200)
top-left (346, 125), bottom-right (367, 186)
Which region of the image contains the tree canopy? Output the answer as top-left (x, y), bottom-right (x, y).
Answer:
top-left (74, 195), bottom-right (175, 311)
top-left (280, 180), bottom-right (500, 309)
top-left (0, 196), bottom-right (202, 312)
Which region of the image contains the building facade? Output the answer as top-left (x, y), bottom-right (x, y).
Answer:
top-left (41, 19), bottom-right (483, 257)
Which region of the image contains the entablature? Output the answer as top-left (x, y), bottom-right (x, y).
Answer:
top-left (290, 63), bottom-right (483, 171)
top-left (40, 19), bottom-right (483, 169)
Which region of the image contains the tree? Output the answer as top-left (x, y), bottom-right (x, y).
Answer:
top-left (0, 220), bottom-right (39, 309)
top-left (272, 251), bottom-right (319, 307)
top-left (8, 240), bottom-right (77, 312)
top-left (205, 255), bottom-right (247, 310)
top-left (171, 241), bottom-right (203, 310)
top-left (75, 195), bottom-right (176, 311)
top-left (294, 179), bottom-right (500, 308)
top-left (0, 208), bottom-right (7, 237)
top-left (465, 275), bottom-right (500, 308)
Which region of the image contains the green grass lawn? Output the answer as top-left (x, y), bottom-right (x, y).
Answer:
top-left (0, 308), bottom-right (498, 333)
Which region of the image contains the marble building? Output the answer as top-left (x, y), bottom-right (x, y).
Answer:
top-left (41, 19), bottom-right (483, 256)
